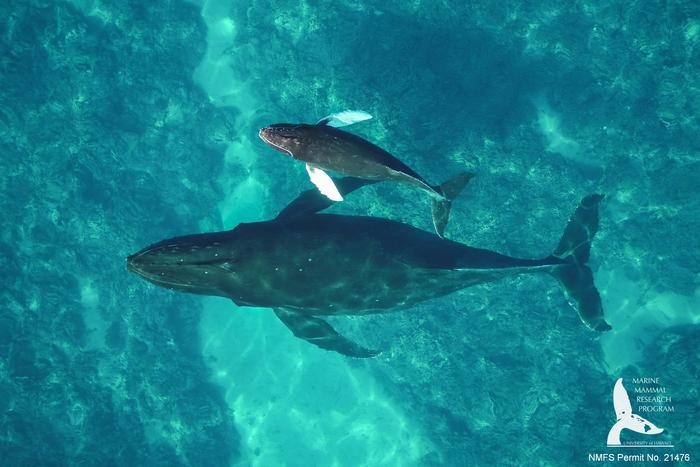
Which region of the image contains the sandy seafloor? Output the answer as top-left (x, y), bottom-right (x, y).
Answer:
top-left (1, 0), bottom-right (699, 466)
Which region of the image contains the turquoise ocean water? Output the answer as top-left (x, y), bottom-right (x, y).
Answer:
top-left (1, 1), bottom-right (698, 465)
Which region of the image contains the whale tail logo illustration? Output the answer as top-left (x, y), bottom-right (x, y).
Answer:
top-left (607, 378), bottom-right (664, 446)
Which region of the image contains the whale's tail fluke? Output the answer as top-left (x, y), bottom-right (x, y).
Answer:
top-left (548, 194), bottom-right (611, 331)
top-left (431, 172), bottom-right (475, 238)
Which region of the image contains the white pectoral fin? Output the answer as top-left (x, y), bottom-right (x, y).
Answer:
top-left (317, 110), bottom-right (372, 128)
top-left (306, 164), bottom-right (344, 201)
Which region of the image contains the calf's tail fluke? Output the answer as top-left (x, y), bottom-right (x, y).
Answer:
top-left (431, 172), bottom-right (475, 238)
top-left (548, 194), bottom-right (611, 331)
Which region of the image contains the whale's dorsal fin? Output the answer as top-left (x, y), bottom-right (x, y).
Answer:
top-left (613, 378), bottom-right (632, 420)
top-left (317, 110), bottom-right (372, 127)
top-left (306, 164), bottom-right (344, 201)
top-left (274, 308), bottom-right (379, 358)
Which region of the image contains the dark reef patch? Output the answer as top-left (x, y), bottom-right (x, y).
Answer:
top-left (0, 1), bottom-right (239, 465)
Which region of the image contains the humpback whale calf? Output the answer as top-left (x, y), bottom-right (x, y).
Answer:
top-left (258, 110), bottom-right (473, 237)
top-left (127, 189), bottom-right (610, 358)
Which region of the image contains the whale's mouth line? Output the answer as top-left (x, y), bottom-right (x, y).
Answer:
top-left (130, 268), bottom-right (197, 289)
top-left (258, 129), bottom-right (294, 157)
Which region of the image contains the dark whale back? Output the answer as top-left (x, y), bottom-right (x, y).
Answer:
top-left (239, 214), bottom-right (532, 271)
top-left (299, 124), bottom-right (434, 188)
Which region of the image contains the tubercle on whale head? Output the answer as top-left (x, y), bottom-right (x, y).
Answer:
top-left (126, 231), bottom-right (239, 292)
top-left (258, 124), bottom-right (307, 158)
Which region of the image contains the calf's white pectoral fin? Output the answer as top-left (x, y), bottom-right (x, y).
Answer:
top-left (306, 164), bottom-right (343, 201)
top-left (317, 110), bottom-right (372, 127)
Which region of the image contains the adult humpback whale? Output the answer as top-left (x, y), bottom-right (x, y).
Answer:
top-left (258, 110), bottom-right (472, 237)
top-left (127, 185), bottom-right (610, 358)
